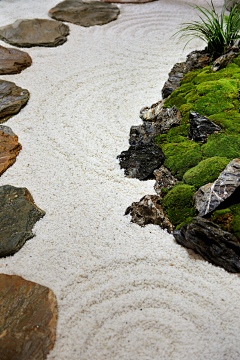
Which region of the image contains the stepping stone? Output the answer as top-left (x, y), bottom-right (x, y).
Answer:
top-left (0, 274), bottom-right (58, 360)
top-left (0, 19), bottom-right (69, 48)
top-left (0, 80), bottom-right (30, 123)
top-left (0, 185), bottom-right (45, 257)
top-left (0, 45), bottom-right (32, 75)
top-left (0, 125), bottom-right (22, 177)
top-left (49, 0), bottom-right (120, 27)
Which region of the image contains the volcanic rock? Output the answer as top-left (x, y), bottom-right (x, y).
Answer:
top-left (0, 274), bottom-right (58, 360)
top-left (0, 45), bottom-right (32, 75)
top-left (0, 19), bottom-right (69, 48)
top-left (162, 50), bottom-right (212, 99)
top-left (153, 166), bottom-right (179, 196)
top-left (0, 125), bottom-right (22, 176)
top-left (125, 195), bottom-right (173, 233)
top-left (211, 51), bottom-right (239, 71)
top-left (0, 185), bottom-right (45, 257)
top-left (173, 216), bottom-right (240, 272)
top-left (117, 144), bottom-right (165, 180)
top-left (0, 80), bottom-right (29, 123)
top-left (193, 159), bottom-right (240, 216)
top-left (129, 123), bottom-right (155, 146)
top-left (188, 111), bottom-right (221, 143)
top-left (49, 0), bottom-right (120, 27)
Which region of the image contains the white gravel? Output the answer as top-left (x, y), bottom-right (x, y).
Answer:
top-left (1, 0), bottom-right (240, 359)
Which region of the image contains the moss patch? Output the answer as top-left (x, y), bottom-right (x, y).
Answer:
top-left (210, 204), bottom-right (240, 239)
top-left (161, 184), bottom-right (195, 226)
top-left (183, 156), bottom-right (229, 188)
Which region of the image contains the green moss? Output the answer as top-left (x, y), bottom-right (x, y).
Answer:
top-left (183, 156), bottom-right (229, 188)
top-left (161, 184), bottom-right (196, 226)
top-left (210, 204), bottom-right (240, 239)
top-left (202, 133), bottom-right (240, 159)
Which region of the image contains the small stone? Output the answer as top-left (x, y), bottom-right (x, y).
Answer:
top-left (0, 80), bottom-right (30, 123)
top-left (193, 159), bottom-right (240, 216)
top-left (0, 185), bottom-right (45, 257)
top-left (188, 111), bottom-right (221, 143)
top-left (211, 51), bottom-right (239, 72)
top-left (0, 19), bottom-right (69, 48)
top-left (49, 0), bottom-right (120, 27)
top-left (125, 195), bottom-right (173, 233)
top-left (0, 126), bottom-right (22, 176)
top-left (0, 45), bottom-right (32, 75)
top-left (117, 144), bottom-right (165, 180)
top-left (153, 166), bottom-right (179, 196)
top-left (129, 123), bottom-right (155, 146)
top-left (173, 216), bottom-right (240, 273)
top-left (0, 274), bottom-right (58, 360)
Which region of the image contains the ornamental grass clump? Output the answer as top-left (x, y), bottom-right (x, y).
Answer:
top-left (174, 0), bottom-right (240, 56)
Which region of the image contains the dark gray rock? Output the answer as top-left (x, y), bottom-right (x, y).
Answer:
top-left (0, 185), bottom-right (45, 257)
top-left (117, 144), bottom-right (165, 180)
top-left (173, 216), bottom-right (240, 273)
top-left (0, 19), bottom-right (69, 48)
top-left (0, 80), bottom-right (30, 123)
top-left (188, 111), bottom-right (221, 143)
top-left (125, 195), bottom-right (173, 233)
top-left (0, 45), bottom-right (32, 75)
top-left (162, 50), bottom-right (212, 99)
top-left (153, 166), bottom-right (179, 196)
top-left (49, 0), bottom-right (120, 27)
top-left (194, 159), bottom-right (240, 216)
top-left (129, 123), bottom-right (155, 146)
top-left (211, 51), bottom-right (239, 71)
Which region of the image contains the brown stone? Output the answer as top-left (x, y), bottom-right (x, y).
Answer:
top-left (0, 45), bottom-right (32, 75)
top-left (0, 19), bottom-right (69, 48)
top-left (49, 0), bottom-right (120, 27)
top-left (153, 166), bottom-right (179, 196)
top-left (0, 274), bottom-right (58, 360)
top-left (0, 80), bottom-right (29, 123)
top-left (0, 125), bottom-right (22, 176)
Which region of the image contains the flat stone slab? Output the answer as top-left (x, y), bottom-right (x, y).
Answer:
top-left (0, 80), bottom-right (29, 123)
top-left (49, 0), bottom-right (120, 27)
top-left (0, 274), bottom-right (58, 359)
top-left (0, 19), bottom-right (69, 48)
top-left (0, 125), bottom-right (22, 176)
top-left (0, 45), bottom-right (32, 75)
top-left (0, 185), bottom-right (45, 257)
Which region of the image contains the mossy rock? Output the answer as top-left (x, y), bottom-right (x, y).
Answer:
top-left (161, 184), bottom-right (195, 226)
top-left (183, 156), bottom-right (229, 188)
top-left (210, 203), bottom-right (240, 239)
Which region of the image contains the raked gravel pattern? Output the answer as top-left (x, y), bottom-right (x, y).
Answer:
top-left (1, 0), bottom-right (240, 359)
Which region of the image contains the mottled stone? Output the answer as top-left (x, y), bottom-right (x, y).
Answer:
top-left (0, 80), bottom-right (29, 123)
top-left (0, 126), bottom-right (21, 176)
top-left (162, 50), bottom-right (212, 99)
top-left (0, 185), bottom-right (45, 257)
top-left (173, 216), bottom-right (240, 272)
top-left (0, 19), bottom-right (69, 48)
top-left (153, 166), bottom-right (179, 196)
top-left (117, 144), bottom-right (165, 180)
top-left (211, 51), bottom-right (239, 71)
top-left (125, 195), bottom-right (173, 233)
top-left (0, 45), bottom-right (32, 75)
top-left (193, 159), bottom-right (240, 216)
top-left (0, 274), bottom-right (58, 360)
top-left (188, 111), bottom-right (221, 143)
top-left (129, 123), bottom-right (155, 146)
top-left (49, 0), bottom-right (120, 27)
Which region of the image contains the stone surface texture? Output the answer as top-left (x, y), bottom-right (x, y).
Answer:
top-left (49, 0), bottom-right (120, 27)
top-left (0, 125), bottom-right (22, 176)
top-left (0, 19), bottom-right (69, 47)
top-left (153, 166), bottom-right (179, 196)
top-left (173, 216), bottom-right (240, 273)
top-left (101, 0), bottom-right (154, 3)
top-left (193, 159), bottom-right (240, 216)
top-left (188, 111), bottom-right (222, 143)
top-left (211, 51), bottom-right (239, 72)
top-left (0, 80), bottom-right (29, 123)
top-left (0, 274), bottom-right (58, 360)
top-left (0, 185), bottom-right (45, 257)
top-left (117, 144), bottom-right (165, 180)
top-left (0, 45), bottom-right (32, 75)
top-left (125, 195), bottom-right (173, 233)
top-left (162, 50), bottom-right (212, 99)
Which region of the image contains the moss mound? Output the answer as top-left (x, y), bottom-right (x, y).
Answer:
top-left (183, 156), bottom-right (229, 188)
top-left (161, 184), bottom-right (195, 227)
top-left (210, 204), bottom-right (240, 239)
